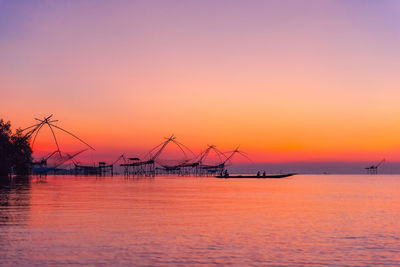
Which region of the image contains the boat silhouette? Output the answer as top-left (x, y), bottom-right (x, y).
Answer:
top-left (215, 173), bottom-right (296, 179)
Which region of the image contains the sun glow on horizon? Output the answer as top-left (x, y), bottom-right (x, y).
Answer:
top-left (2, 1), bottom-right (400, 163)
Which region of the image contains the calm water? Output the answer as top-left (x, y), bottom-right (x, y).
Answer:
top-left (1, 175), bottom-right (400, 266)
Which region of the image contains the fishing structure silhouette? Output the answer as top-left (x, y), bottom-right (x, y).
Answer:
top-left (365, 159), bottom-right (385, 174)
top-left (22, 115), bottom-right (96, 175)
top-left (21, 115), bottom-right (250, 177)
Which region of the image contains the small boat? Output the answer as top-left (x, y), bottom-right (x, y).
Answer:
top-left (215, 173), bottom-right (296, 179)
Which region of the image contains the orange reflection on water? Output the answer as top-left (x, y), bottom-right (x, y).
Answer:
top-left (1, 175), bottom-right (400, 265)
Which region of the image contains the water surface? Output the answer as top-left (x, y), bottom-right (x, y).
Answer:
top-left (1, 175), bottom-right (400, 266)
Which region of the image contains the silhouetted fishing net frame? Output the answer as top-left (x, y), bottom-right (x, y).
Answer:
top-left (22, 115), bottom-right (95, 173)
top-left (196, 146), bottom-right (252, 175)
top-left (122, 134), bottom-right (197, 176)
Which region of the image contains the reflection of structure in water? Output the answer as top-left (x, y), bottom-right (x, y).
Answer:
top-left (0, 176), bottom-right (31, 225)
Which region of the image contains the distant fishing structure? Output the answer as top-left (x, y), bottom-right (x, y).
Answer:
top-left (365, 159), bottom-right (386, 174)
top-left (22, 115), bottom-right (96, 174)
top-left (73, 154), bottom-right (127, 176)
top-left (22, 115), bottom-right (250, 177)
top-left (121, 136), bottom-right (251, 177)
top-left (22, 114), bottom-right (95, 153)
top-left (198, 146), bottom-right (251, 176)
top-left (121, 134), bottom-right (191, 177)
top-left (170, 144), bottom-right (227, 176)
top-left (31, 149), bottom-right (88, 175)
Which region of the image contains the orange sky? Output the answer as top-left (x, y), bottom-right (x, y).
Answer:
top-left (2, 1), bottom-right (400, 162)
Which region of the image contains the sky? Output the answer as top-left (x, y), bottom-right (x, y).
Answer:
top-left (1, 0), bottom-right (400, 166)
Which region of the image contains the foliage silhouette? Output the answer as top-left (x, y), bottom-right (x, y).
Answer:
top-left (0, 119), bottom-right (32, 177)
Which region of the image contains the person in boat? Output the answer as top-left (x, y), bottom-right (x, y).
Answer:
top-left (257, 171), bottom-right (260, 177)
top-left (224, 169), bottom-right (229, 177)
top-left (263, 171), bottom-right (266, 177)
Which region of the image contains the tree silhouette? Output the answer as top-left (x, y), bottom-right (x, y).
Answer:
top-left (0, 119), bottom-right (32, 177)
top-left (11, 129), bottom-right (32, 175)
top-left (0, 120), bottom-right (13, 176)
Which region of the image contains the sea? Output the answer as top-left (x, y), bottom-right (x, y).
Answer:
top-left (1, 175), bottom-right (400, 266)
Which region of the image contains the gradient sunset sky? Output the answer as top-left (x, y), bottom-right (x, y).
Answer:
top-left (1, 0), bottom-right (400, 163)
